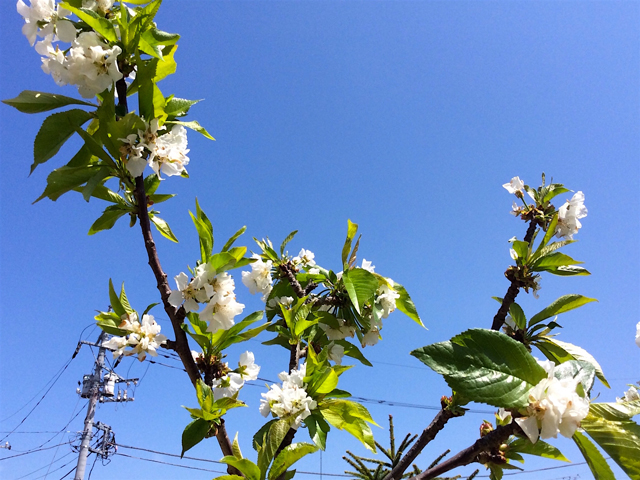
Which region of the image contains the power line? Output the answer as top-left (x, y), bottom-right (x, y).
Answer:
top-left (115, 452), bottom-right (227, 474)
top-left (0, 441), bottom-right (72, 461)
top-left (13, 451), bottom-right (75, 480)
top-left (0, 357), bottom-right (74, 443)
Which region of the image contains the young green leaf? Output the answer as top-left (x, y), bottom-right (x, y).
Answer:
top-left (280, 230), bottom-right (298, 256)
top-left (59, 3), bottom-right (118, 42)
top-left (167, 120), bottom-right (215, 140)
top-left (35, 165), bottom-right (100, 203)
top-left (165, 97), bottom-right (201, 117)
top-left (341, 220), bottom-right (358, 268)
top-left (509, 302), bottom-right (527, 330)
top-left (150, 215), bottom-right (179, 243)
top-left (342, 268), bottom-right (378, 314)
top-left (222, 226), bottom-right (247, 252)
top-left (108, 279), bottom-right (126, 318)
top-left (573, 431), bottom-right (616, 480)
top-left (581, 404), bottom-right (640, 479)
top-left (508, 437), bottom-right (569, 462)
top-left (531, 252), bottom-right (583, 270)
top-left (393, 283), bottom-right (424, 327)
top-left (220, 457), bottom-right (261, 480)
top-left (529, 295), bottom-right (597, 327)
top-left (181, 418), bottom-right (210, 457)
top-left (2, 90), bottom-right (96, 114)
top-left (269, 443), bottom-right (319, 480)
top-left (32, 109), bottom-right (93, 173)
top-left (89, 205), bottom-right (128, 235)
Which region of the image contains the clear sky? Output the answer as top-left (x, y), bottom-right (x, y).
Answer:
top-left (1, 1), bottom-right (639, 479)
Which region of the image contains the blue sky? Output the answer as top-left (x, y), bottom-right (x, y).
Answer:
top-left (1, 1), bottom-right (639, 479)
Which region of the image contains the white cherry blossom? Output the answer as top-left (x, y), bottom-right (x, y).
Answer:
top-left (168, 272), bottom-right (202, 312)
top-left (555, 191), bottom-right (587, 240)
top-left (212, 373), bottom-right (244, 401)
top-left (327, 342), bottom-right (345, 365)
top-left (149, 125), bottom-right (190, 178)
top-left (260, 363), bottom-right (316, 429)
top-left (361, 259), bottom-right (375, 273)
top-left (503, 176), bottom-right (525, 195)
top-left (238, 351), bottom-right (260, 380)
top-left (376, 281), bottom-right (400, 318)
top-left (515, 362), bottom-right (590, 443)
top-left (293, 249), bottom-right (316, 267)
top-left (242, 255), bottom-right (273, 301)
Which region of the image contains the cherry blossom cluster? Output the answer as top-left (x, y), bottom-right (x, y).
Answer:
top-left (514, 360), bottom-right (590, 444)
top-left (259, 363), bottom-right (317, 429)
top-left (120, 119), bottom-right (190, 179)
top-left (503, 176), bottom-right (587, 240)
top-left (169, 267), bottom-right (244, 334)
top-left (242, 255), bottom-right (273, 301)
top-left (192, 351), bottom-right (261, 401)
top-left (18, 0), bottom-right (123, 98)
top-left (102, 312), bottom-right (167, 362)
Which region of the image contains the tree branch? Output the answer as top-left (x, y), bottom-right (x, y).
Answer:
top-left (409, 423), bottom-right (518, 480)
top-left (490, 219), bottom-right (538, 331)
top-left (383, 408), bottom-right (458, 480)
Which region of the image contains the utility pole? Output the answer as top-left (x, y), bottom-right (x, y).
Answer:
top-left (72, 331), bottom-right (139, 480)
top-left (74, 331), bottom-right (106, 480)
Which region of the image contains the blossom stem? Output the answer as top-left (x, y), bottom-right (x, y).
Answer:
top-left (490, 219), bottom-right (538, 331)
top-left (383, 408), bottom-right (458, 480)
top-left (279, 262), bottom-right (306, 298)
top-left (408, 423), bottom-right (518, 480)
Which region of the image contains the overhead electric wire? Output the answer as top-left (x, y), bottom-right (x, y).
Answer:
top-left (0, 441), bottom-right (73, 461)
top-left (13, 451), bottom-right (75, 480)
top-left (115, 452), bottom-right (227, 474)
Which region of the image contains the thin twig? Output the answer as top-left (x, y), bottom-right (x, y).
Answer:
top-left (490, 219), bottom-right (537, 331)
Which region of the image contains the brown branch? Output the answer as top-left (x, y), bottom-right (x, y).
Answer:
top-left (133, 176), bottom-right (201, 385)
top-left (490, 219), bottom-right (538, 331)
top-left (279, 263), bottom-right (306, 298)
top-left (384, 408), bottom-right (458, 480)
top-left (409, 423), bottom-right (518, 480)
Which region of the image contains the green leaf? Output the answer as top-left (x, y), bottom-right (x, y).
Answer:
top-left (338, 341), bottom-right (372, 367)
top-left (509, 302), bottom-right (527, 330)
top-left (232, 432), bottom-right (243, 459)
top-left (341, 219), bottom-right (358, 268)
top-left (150, 215), bottom-right (179, 243)
top-left (181, 418), bottom-right (210, 457)
top-left (220, 457), bottom-right (261, 480)
top-left (118, 283), bottom-right (134, 315)
top-left (35, 165), bottom-right (100, 203)
top-left (258, 419), bottom-right (292, 475)
top-left (393, 283), bottom-right (424, 327)
top-left (167, 120), bottom-right (215, 140)
top-left (581, 403), bottom-right (640, 479)
top-left (280, 230), bottom-right (298, 257)
top-left (308, 368), bottom-right (339, 396)
top-left (223, 226), bottom-right (246, 252)
top-left (32, 109), bottom-right (93, 173)
top-left (573, 431), bottom-right (616, 480)
top-left (108, 279), bottom-right (126, 318)
top-left (89, 205), bottom-right (128, 234)
top-left (81, 167), bottom-right (111, 202)
top-left (84, 184), bottom-right (127, 205)
top-left (60, 4), bottom-right (118, 42)
top-left (511, 240), bottom-right (529, 261)
top-left (544, 265), bottom-right (591, 276)
top-left (304, 413), bottom-right (330, 450)
top-left (531, 252), bottom-right (583, 270)
top-left (342, 268), bottom-right (378, 314)
top-left (411, 329), bottom-right (546, 409)
top-left (319, 400), bottom-right (377, 452)
top-left (144, 173), bottom-right (161, 194)
top-left (269, 443), bottom-right (319, 480)
top-left (536, 338), bottom-right (609, 388)
top-left (529, 295), bottom-right (597, 327)
top-left (2, 90), bottom-right (96, 114)
top-left (165, 97), bottom-right (201, 117)
top-left (543, 185), bottom-right (571, 203)
top-left (533, 214), bottom-right (559, 259)
top-left (508, 437), bottom-right (569, 462)
top-left (212, 476), bottom-right (245, 480)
